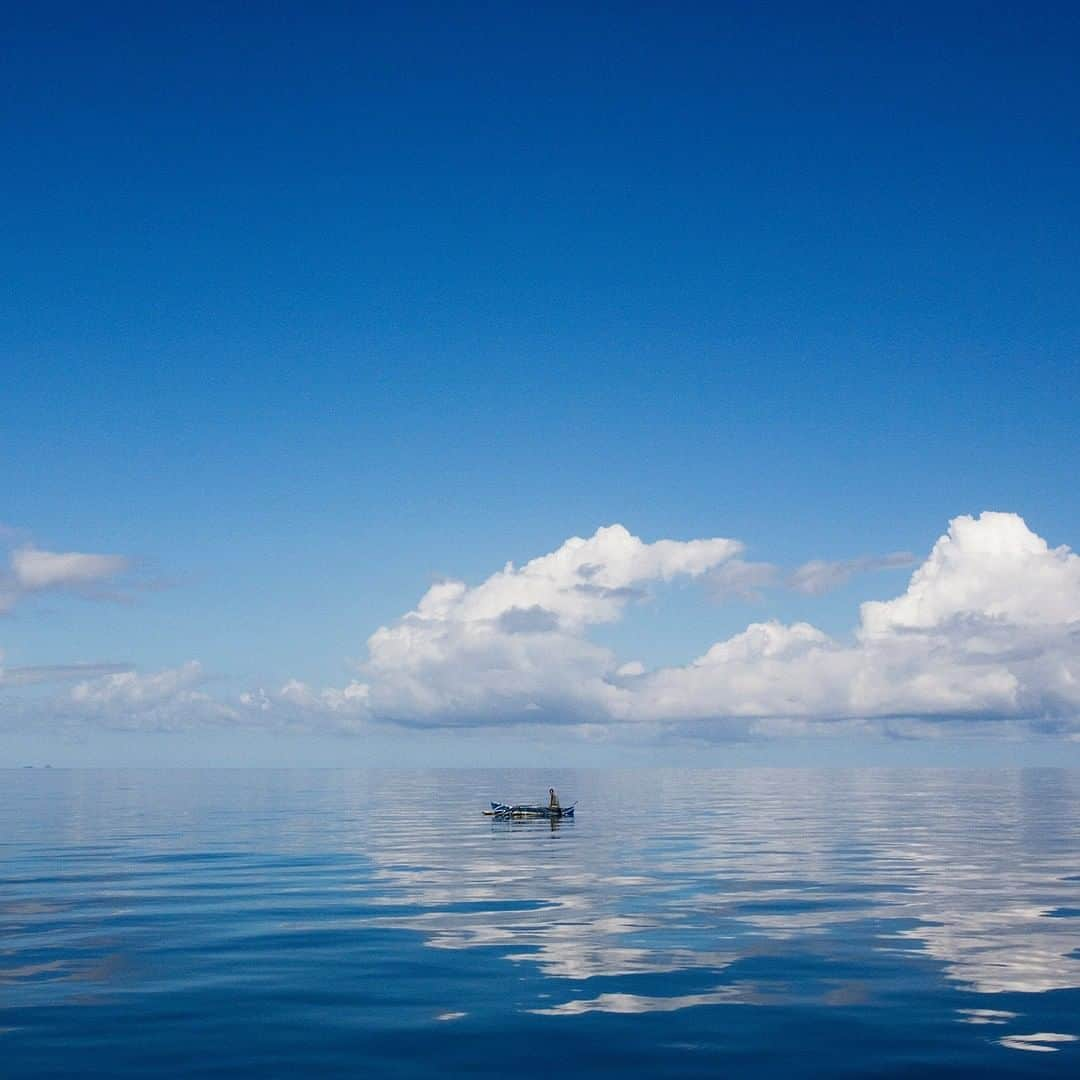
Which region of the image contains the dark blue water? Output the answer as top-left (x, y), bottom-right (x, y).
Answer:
top-left (3, 769), bottom-right (1079, 1076)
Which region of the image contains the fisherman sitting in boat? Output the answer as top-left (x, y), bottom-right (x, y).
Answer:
top-left (548, 787), bottom-right (560, 811)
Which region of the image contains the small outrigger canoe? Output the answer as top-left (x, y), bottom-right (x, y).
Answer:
top-left (485, 801), bottom-right (576, 819)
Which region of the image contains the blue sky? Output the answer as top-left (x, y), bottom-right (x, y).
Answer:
top-left (2, 4), bottom-right (1079, 765)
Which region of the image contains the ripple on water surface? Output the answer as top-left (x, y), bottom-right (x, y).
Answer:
top-left (2, 767), bottom-right (1080, 1076)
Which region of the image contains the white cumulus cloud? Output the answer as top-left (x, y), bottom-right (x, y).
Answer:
top-left (340, 511), bottom-right (1080, 735)
top-left (355, 524), bottom-right (741, 726)
top-left (860, 512), bottom-right (1080, 636)
top-left (623, 512), bottom-right (1080, 733)
top-left (19, 512), bottom-right (1080, 741)
top-left (11, 546), bottom-right (129, 592)
top-left (51, 661), bottom-right (233, 730)
top-left (70, 660), bottom-right (205, 708)
top-left (1, 538), bottom-right (131, 612)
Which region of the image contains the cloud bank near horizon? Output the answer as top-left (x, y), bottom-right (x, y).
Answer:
top-left (249, 511), bottom-right (1080, 738)
top-left (7, 512), bottom-right (1080, 741)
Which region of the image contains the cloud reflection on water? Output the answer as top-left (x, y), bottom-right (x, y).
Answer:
top-left (345, 769), bottom-right (1080, 1012)
top-left (997, 1032), bottom-right (1078, 1053)
top-left (4, 768), bottom-right (1080, 1033)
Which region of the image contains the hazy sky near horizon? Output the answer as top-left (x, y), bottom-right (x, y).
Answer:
top-left (3, 4), bottom-right (1079, 765)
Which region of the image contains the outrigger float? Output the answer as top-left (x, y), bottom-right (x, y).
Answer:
top-left (484, 801), bottom-right (576, 819)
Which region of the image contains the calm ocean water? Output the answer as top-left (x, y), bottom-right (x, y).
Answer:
top-left (3, 768), bottom-right (1079, 1077)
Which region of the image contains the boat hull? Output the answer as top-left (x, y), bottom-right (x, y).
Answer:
top-left (487, 801), bottom-right (575, 818)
